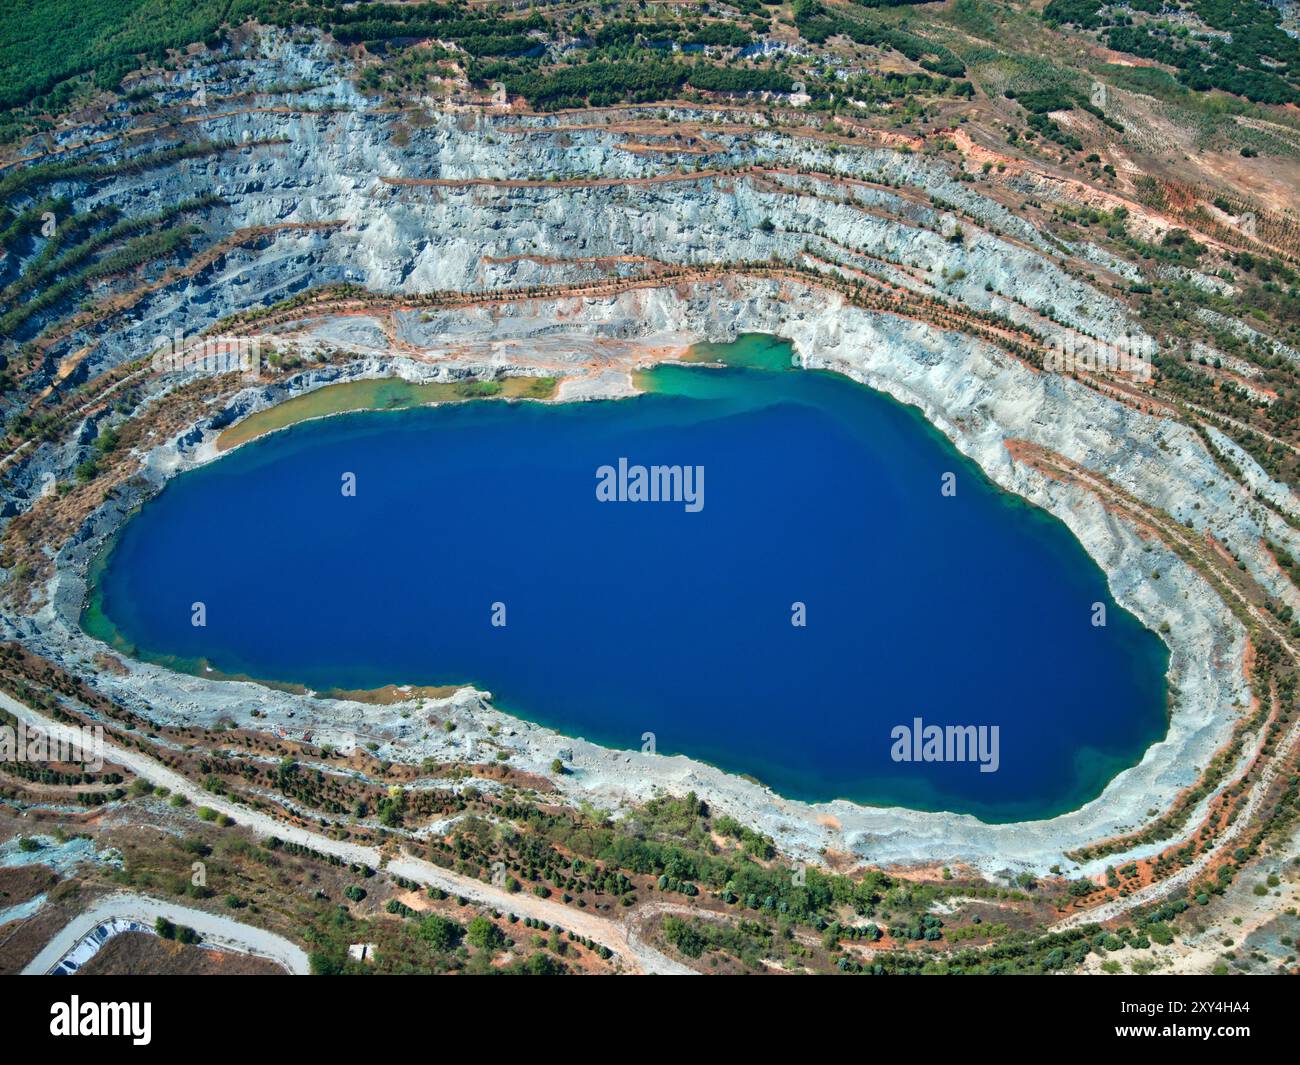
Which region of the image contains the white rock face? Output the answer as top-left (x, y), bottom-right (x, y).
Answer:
top-left (46, 91), bottom-right (1140, 393)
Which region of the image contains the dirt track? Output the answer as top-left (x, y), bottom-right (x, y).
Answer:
top-left (1, 691), bottom-right (695, 975)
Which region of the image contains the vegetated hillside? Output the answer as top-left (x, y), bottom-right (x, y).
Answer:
top-left (1, 0), bottom-right (1297, 118)
top-left (0, 3), bottom-right (1294, 219)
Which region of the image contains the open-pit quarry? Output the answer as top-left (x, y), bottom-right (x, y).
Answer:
top-left (3, 25), bottom-right (1300, 980)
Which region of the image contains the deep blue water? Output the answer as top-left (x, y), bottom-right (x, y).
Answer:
top-left (86, 356), bottom-right (1169, 821)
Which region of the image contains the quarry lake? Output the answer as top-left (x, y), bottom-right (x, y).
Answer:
top-left (85, 337), bottom-right (1170, 822)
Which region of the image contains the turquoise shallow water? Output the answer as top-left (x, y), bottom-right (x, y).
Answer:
top-left (85, 337), bottom-right (1169, 821)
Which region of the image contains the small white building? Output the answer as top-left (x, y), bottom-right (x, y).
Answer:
top-left (347, 943), bottom-right (378, 963)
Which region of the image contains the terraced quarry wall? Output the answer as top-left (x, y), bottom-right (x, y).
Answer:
top-left (2, 37), bottom-right (1298, 881)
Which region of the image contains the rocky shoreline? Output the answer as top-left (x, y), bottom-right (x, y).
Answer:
top-left (13, 275), bottom-right (1276, 876)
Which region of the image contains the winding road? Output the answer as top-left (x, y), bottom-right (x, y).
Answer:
top-left (21, 892), bottom-right (309, 975)
top-left (2, 692), bottom-right (694, 975)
